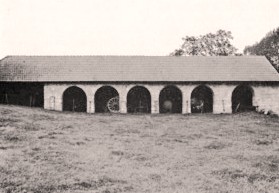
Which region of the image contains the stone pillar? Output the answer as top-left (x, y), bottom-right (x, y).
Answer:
top-left (44, 84), bottom-right (70, 111)
top-left (79, 85), bottom-right (99, 114)
top-left (147, 85), bottom-right (163, 114)
top-left (151, 92), bottom-right (159, 114)
top-left (44, 84), bottom-right (51, 110)
top-left (177, 85), bottom-right (196, 114)
top-left (55, 97), bottom-right (63, 111)
top-left (116, 85), bottom-right (130, 114)
top-left (254, 85), bottom-right (279, 114)
top-left (211, 84), bottom-right (235, 114)
top-left (120, 100), bottom-right (127, 113)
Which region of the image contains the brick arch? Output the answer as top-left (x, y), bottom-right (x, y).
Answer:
top-left (159, 85), bottom-right (182, 113)
top-left (94, 85), bottom-right (119, 113)
top-left (191, 85), bottom-right (213, 113)
top-left (127, 85), bottom-right (151, 113)
top-left (232, 84), bottom-right (255, 113)
top-left (62, 86), bottom-right (87, 112)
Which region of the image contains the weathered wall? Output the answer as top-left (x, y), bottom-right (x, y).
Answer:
top-left (253, 85), bottom-right (279, 114)
top-left (44, 83), bottom-right (279, 114)
top-left (210, 84), bottom-right (235, 114)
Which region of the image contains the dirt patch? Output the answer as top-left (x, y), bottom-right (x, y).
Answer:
top-left (212, 168), bottom-right (247, 181)
top-left (254, 139), bottom-right (273, 145)
top-left (204, 141), bottom-right (227, 150)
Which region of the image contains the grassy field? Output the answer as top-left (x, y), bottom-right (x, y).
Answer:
top-left (0, 105), bottom-right (279, 193)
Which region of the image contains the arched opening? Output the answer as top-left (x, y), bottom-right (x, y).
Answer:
top-left (63, 86), bottom-right (87, 112)
top-left (232, 85), bottom-right (254, 113)
top-left (159, 86), bottom-right (182, 113)
top-left (191, 85), bottom-right (213, 113)
top-left (127, 86), bottom-right (151, 113)
top-left (95, 86), bottom-right (119, 113)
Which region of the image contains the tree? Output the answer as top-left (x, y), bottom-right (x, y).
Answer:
top-left (244, 27), bottom-right (279, 71)
top-left (171, 30), bottom-right (238, 56)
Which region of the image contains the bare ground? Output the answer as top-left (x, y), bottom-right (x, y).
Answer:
top-left (1, 105), bottom-right (279, 193)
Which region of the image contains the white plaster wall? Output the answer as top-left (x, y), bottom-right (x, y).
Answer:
top-left (44, 84), bottom-right (102, 113)
top-left (210, 84), bottom-right (236, 114)
top-left (145, 85), bottom-right (164, 114)
top-left (177, 85), bottom-right (196, 113)
top-left (254, 85), bottom-right (279, 114)
top-left (44, 83), bottom-right (279, 115)
top-left (113, 84), bottom-right (134, 114)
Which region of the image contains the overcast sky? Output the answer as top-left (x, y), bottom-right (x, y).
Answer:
top-left (0, 0), bottom-right (278, 58)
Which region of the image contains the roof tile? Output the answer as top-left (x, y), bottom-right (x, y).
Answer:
top-left (0, 55), bottom-right (278, 82)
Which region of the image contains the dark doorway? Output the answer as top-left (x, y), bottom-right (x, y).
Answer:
top-left (191, 85), bottom-right (213, 113)
top-left (232, 85), bottom-right (254, 113)
top-left (159, 86), bottom-right (182, 113)
top-left (62, 86), bottom-right (87, 112)
top-left (127, 86), bottom-right (151, 113)
top-left (0, 82), bottom-right (44, 107)
top-left (95, 86), bottom-right (119, 113)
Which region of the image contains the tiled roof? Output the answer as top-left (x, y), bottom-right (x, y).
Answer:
top-left (0, 55), bottom-right (278, 82)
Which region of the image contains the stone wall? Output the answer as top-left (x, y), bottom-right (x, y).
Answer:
top-left (253, 85), bottom-right (279, 114)
top-left (44, 83), bottom-right (279, 114)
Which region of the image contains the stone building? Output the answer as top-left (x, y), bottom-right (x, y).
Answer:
top-left (0, 55), bottom-right (279, 114)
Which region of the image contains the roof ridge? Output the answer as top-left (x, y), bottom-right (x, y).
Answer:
top-left (3, 55), bottom-right (266, 58)
top-left (1, 55), bottom-right (278, 82)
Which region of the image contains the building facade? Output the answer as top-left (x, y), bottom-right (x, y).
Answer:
top-left (1, 56), bottom-right (279, 114)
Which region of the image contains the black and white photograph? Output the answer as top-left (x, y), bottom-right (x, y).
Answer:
top-left (0, 0), bottom-right (279, 192)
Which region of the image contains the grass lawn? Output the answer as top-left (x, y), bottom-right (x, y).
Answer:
top-left (1, 105), bottom-right (279, 193)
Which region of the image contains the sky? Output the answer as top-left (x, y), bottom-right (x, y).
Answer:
top-left (0, 0), bottom-right (278, 58)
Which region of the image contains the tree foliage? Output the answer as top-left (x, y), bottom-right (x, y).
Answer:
top-left (244, 27), bottom-right (279, 71)
top-left (171, 30), bottom-right (238, 56)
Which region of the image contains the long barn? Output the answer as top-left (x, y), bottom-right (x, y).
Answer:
top-left (0, 55), bottom-right (279, 114)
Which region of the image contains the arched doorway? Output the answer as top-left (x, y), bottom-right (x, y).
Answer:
top-left (62, 86), bottom-right (87, 112)
top-left (95, 86), bottom-right (119, 113)
top-left (159, 86), bottom-right (182, 113)
top-left (127, 86), bottom-right (151, 113)
top-left (232, 85), bottom-right (254, 113)
top-left (191, 85), bottom-right (213, 113)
